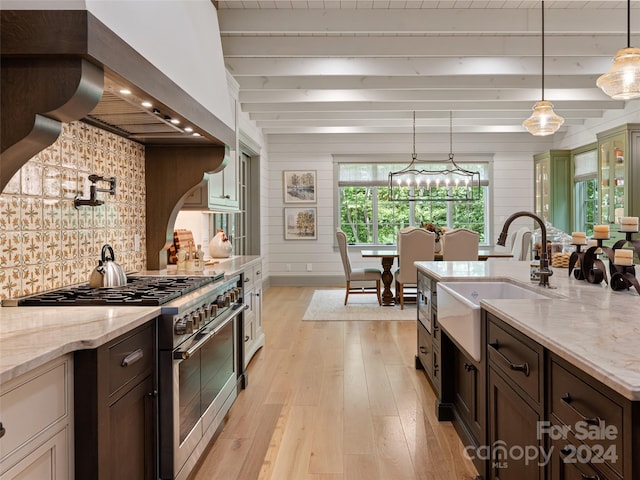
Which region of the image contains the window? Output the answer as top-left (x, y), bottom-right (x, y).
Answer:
top-left (337, 162), bottom-right (489, 245)
top-left (573, 149), bottom-right (598, 236)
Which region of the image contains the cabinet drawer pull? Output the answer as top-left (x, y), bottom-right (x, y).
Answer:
top-left (488, 341), bottom-right (530, 376)
top-left (121, 349), bottom-right (144, 367)
top-left (559, 447), bottom-right (601, 480)
top-left (561, 393), bottom-right (603, 427)
top-left (419, 345), bottom-right (428, 354)
top-left (0, 422), bottom-right (5, 439)
top-left (244, 335), bottom-right (250, 342)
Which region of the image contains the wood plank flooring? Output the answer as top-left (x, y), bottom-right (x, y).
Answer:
top-left (191, 286), bottom-right (479, 480)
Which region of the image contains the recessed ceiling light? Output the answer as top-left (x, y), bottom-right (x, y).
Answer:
top-left (185, 126), bottom-right (193, 132)
top-left (141, 101), bottom-right (152, 108)
top-left (192, 132), bottom-right (201, 137)
top-left (170, 118), bottom-right (180, 125)
top-left (119, 88), bottom-right (131, 95)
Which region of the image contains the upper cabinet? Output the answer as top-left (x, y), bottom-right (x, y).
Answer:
top-left (597, 124), bottom-right (640, 233)
top-left (533, 150), bottom-right (571, 233)
top-left (181, 148), bottom-right (239, 212)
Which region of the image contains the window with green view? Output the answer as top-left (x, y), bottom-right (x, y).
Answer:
top-left (337, 162), bottom-right (489, 245)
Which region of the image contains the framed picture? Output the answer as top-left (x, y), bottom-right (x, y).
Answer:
top-left (284, 207), bottom-right (317, 240)
top-left (283, 170), bottom-right (316, 203)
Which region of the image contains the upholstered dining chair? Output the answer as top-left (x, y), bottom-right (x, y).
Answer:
top-left (441, 228), bottom-right (479, 261)
top-left (490, 226), bottom-right (531, 261)
top-left (395, 226), bottom-right (436, 309)
top-left (336, 229), bottom-right (382, 305)
top-left (510, 227), bottom-right (532, 261)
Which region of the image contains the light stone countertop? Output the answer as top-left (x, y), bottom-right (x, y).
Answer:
top-left (415, 260), bottom-right (640, 400)
top-left (0, 255), bottom-right (262, 385)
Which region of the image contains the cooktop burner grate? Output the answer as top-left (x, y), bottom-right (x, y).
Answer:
top-left (12, 274), bottom-right (225, 306)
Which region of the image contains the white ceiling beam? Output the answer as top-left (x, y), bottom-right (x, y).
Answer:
top-left (247, 109), bottom-right (606, 119)
top-left (238, 87), bottom-right (610, 102)
top-left (258, 124), bottom-right (566, 134)
top-left (240, 99), bottom-right (623, 111)
top-left (233, 74), bottom-right (600, 90)
top-left (225, 56), bottom-right (614, 76)
top-left (221, 35), bottom-right (626, 57)
top-left (218, 7), bottom-right (638, 34)
top-left (252, 117), bottom-right (585, 127)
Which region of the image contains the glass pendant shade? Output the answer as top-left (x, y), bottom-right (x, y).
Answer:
top-left (522, 100), bottom-right (565, 136)
top-left (596, 47), bottom-right (640, 100)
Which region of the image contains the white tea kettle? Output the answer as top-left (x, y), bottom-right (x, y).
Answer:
top-left (89, 244), bottom-right (128, 288)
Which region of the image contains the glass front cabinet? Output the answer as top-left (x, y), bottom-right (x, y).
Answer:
top-left (534, 150), bottom-right (571, 234)
top-left (597, 124), bottom-right (640, 243)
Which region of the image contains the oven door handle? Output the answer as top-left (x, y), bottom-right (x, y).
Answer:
top-left (174, 303), bottom-right (247, 361)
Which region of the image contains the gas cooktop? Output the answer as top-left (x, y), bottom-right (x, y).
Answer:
top-left (8, 274), bottom-right (225, 307)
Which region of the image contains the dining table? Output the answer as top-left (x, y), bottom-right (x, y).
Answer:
top-left (361, 248), bottom-right (514, 306)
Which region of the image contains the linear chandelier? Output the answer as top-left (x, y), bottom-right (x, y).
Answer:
top-left (522, 0), bottom-right (564, 136)
top-left (596, 0), bottom-right (640, 100)
top-left (387, 112), bottom-right (481, 202)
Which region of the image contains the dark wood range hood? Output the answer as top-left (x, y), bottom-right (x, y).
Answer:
top-left (0, 9), bottom-right (235, 270)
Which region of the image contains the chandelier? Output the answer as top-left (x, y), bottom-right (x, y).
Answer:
top-left (387, 112), bottom-right (481, 202)
top-left (522, 0), bottom-right (564, 136)
top-left (596, 0), bottom-right (640, 100)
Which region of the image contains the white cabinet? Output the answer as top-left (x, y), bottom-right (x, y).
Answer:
top-left (0, 355), bottom-right (73, 480)
top-left (242, 259), bottom-right (264, 368)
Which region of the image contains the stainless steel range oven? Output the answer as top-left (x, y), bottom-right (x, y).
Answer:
top-left (157, 274), bottom-right (246, 480)
top-left (6, 273), bottom-right (247, 480)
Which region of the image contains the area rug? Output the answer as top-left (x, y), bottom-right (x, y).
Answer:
top-left (302, 289), bottom-right (415, 321)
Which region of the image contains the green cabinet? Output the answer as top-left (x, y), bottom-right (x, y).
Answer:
top-left (596, 124), bottom-right (640, 243)
top-left (534, 150), bottom-right (571, 233)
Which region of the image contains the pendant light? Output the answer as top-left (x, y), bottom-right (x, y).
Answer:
top-left (596, 0), bottom-right (640, 100)
top-left (523, 0), bottom-right (565, 136)
top-left (387, 111), bottom-right (481, 202)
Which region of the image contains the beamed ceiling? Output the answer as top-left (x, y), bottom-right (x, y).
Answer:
top-left (217, 0), bottom-right (640, 137)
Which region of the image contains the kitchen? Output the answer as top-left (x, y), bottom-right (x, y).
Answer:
top-left (2, 2), bottom-right (640, 480)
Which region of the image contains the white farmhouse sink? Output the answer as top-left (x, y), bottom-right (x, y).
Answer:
top-left (436, 282), bottom-right (551, 362)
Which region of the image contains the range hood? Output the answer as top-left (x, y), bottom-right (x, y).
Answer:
top-left (0, 8), bottom-right (236, 270)
top-left (0, 9), bottom-right (235, 191)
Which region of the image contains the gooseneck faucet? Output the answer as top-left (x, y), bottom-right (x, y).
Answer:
top-left (497, 211), bottom-right (553, 287)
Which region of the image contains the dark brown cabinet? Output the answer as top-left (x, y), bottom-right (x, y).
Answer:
top-left (74, 321), bottom-right (157, 479)
top-left (488, 366), bottom-right (544, 480)
top-left (548, 353), bottom-right (637, 480)
top-left (453, 346), bottom-right (485, 446)
top-left (487, 314), bottom-right (544, 480)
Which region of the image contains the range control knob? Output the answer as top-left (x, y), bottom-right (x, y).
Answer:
top-left (174, 316), bottom-right (188, 335)
top-left (185, 315), bottom-right (194, 334)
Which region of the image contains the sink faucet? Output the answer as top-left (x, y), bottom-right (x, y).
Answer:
top-left (497, 211), bottom-right (553, 288)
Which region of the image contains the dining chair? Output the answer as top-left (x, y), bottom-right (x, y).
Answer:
top-left (336, 229), bottom-right (382, 305)
top-left (510, 227), bottom-right (532, 261)
top-left (441, 228), bottom-right (479, 261)
top-left (395, 226), bottom-right (436, 309)
top-left (490, 226), bottom-right (531, 262)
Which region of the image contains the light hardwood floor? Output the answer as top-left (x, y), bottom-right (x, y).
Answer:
top-left (191, 286), bottom-right (479, 480)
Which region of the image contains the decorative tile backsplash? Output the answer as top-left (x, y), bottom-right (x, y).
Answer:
top-left (0, 122), bottom-right (147, 301)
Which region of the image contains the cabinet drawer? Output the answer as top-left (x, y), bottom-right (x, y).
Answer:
top-left (549, 359), bottom-right (624, 477)
top-left (417, 322), bottom-right (433, 375)
top-left (550, 435), bottom-right (615, 480)
top-left (108, 324), bottom-right (154, 398)
top-left (0, 357), bottom-right (70, 463)
top-left (487, 318), bottom-right (542, 405)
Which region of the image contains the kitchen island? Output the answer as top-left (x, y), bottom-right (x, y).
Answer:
top-left (415, 260), bottom-right (640, 480)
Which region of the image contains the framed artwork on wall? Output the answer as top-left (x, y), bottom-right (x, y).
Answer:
top-left (283, 170), bottom-right (316, 203)
top-left (284, 207), bottom-right (317, 240)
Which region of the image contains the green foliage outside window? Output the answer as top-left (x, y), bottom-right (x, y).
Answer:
top-left (339, 185), bottom-right (486, 244)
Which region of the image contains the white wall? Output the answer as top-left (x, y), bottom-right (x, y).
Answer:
top-left (261, 101), bottom-right (640, 283)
